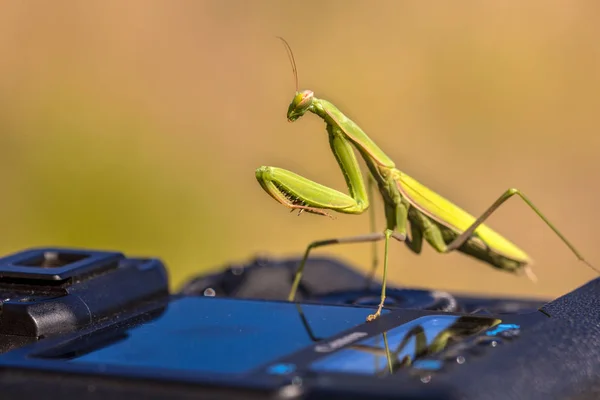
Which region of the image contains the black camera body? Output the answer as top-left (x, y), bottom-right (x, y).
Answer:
top-left (0, 247), bottom-right (598, 400)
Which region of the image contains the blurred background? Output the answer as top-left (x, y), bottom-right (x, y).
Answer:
top-left (0, 1), bottom-right (598, 299)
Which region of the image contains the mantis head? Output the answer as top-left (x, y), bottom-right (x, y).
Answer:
top-left (287, 90), bottom-right (314, 122)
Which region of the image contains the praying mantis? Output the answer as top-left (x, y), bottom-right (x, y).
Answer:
top-left (255, 37), bottom-right (599, 322)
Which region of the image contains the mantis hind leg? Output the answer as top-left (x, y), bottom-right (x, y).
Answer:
top-left (414, 211), bottom-right (531, 275)
top-left (420, 188), bottom-right (599, 276)
top-left (447, 188), bottom-right (599, 274)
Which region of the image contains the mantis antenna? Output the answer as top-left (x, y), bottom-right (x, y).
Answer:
top-left (276, 36), bottom-right (299, 92)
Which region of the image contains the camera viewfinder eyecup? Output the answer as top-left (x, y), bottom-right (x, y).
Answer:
top-left (0, 247), bottom-right (169, 351)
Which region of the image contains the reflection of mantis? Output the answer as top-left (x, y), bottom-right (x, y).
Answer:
top-left (256, 37), bottom-right (599, 322)
top-left (296, 303), bottom-right (499, 376)
top-left (350, 328), bottom-right (422, 376)
top-left (295, 303), bottom-right (395, 373)
top-left (351, 317), bottom-right (500, 376)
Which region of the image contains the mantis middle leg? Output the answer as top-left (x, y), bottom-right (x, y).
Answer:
top-left (365, 173), bottom-right (380, 288)
top-left (287, 229), bottom-right (407, 322)
top-left (288, 202), bottom-right (423, 322)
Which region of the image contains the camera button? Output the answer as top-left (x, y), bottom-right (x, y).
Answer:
top-left (267, 363), bottom-right (297, 375)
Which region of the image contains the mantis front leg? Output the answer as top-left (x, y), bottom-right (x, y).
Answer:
top-left (256, 126), bottom-right (370, 217)
top-left (257, 126), bottom-right (400, 320)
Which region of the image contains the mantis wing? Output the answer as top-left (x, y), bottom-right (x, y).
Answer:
top-left (396, 171), bottom-right (530, 263)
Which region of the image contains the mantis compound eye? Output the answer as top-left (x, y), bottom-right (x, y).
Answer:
top-left (287, 90), bottom-right (314, 122)
top-left (297, 90), bottom-right (314, 107)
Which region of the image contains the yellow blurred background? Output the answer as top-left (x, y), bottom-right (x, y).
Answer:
top-left (0, 1), bottom-right (598, 300)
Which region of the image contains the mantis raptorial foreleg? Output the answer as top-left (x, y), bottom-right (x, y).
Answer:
top-left (256, 127), bottom-right (369, 217)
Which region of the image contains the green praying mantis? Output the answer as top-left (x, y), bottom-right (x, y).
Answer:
top-left (297, 301), bottom-right (500, 376)
top-left (255, 37), bottom-right (600, 322)
top-left (335, 318), bottom-right (500, 376)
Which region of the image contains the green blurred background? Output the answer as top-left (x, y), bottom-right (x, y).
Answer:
top-left (0, 1), bottom-right (598, 300)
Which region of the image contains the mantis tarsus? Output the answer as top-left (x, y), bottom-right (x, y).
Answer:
top-left (256, 37), bottom-right (600, 322)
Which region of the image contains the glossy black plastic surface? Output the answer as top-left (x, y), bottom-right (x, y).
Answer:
top-left (0, 247), bottom-right (169, 351)
top-left (0, 250), bottom-right (599, 400)
top-left (31, 297), bottom-right (386, 375)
